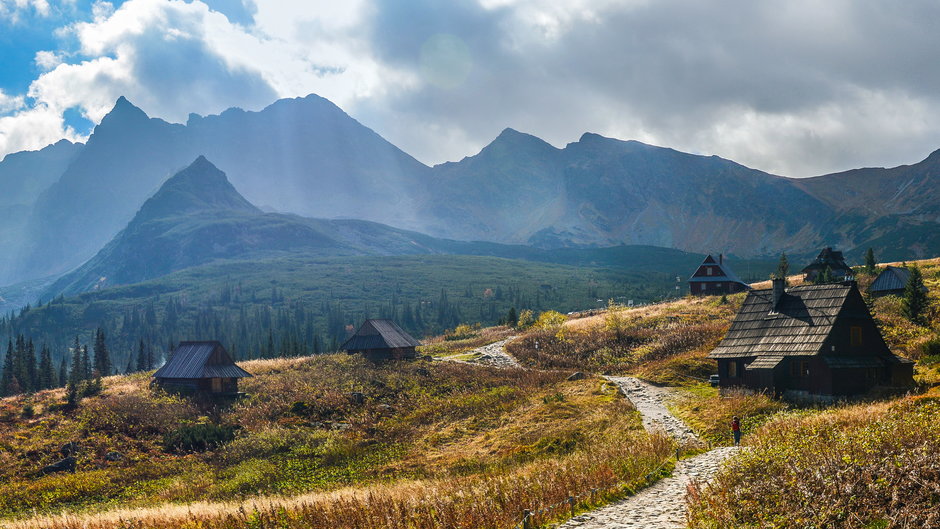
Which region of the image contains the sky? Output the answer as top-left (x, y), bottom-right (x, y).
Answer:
top-left (1, 0), bottom-right (940, 177)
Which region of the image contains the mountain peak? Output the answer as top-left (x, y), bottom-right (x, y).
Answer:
top-left (134, 156), bottom-right (260, 223)
top-left (97, 96), bottom-right (150, 129)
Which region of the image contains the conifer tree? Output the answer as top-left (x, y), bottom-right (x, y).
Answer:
top-left (136, 339), bottom-right (147, 372)
top-left (38, 344), bottom-right (54, 390)
top-left (506, 307), bottom-right (518, 328)
top-left (864, 248), bottom-right (877, 275)
top-left (902, 265), bottom-right (929, 325)
top-left (68, 336), bottom-right (82, 386)
top-left (93, 328), bottom-right (111, 377)
top-left (775, 253), bottom-right (790, 284)
top-left (0, 340), bottom-right (13, 396)
top-left (81, 345), bottom-right (91, 380)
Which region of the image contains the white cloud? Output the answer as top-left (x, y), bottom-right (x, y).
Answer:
top-left (34, 50), bottom-right (63, 70)
top-left (0, 90), bottom-right (25, 114)
top-left (0, 0), bottom-right (51, 21)
top-left (0, 103), bottom-right (80, 157)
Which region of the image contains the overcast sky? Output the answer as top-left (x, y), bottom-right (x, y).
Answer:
top-left (2, 0), bottom-right (940, 176)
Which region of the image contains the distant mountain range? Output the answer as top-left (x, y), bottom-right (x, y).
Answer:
top-left (1, 92), bottom-right (938, 288)
top-left (45, 156), bottom-right (718, 299)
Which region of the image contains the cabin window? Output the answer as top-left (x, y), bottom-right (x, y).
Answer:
top-left (728, 361), bottom-right (738, 378)
top-left (707, 267), bottom-right (713, 276)
top-left (790, 360), bottom-right (810, 377)
top-left (850, 326), bottom-right (863, 347)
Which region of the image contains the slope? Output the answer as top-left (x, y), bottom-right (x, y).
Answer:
top-left (14, 95), bottom-right (432, 284)
top-left (43, 156), bottom-right (442, 297)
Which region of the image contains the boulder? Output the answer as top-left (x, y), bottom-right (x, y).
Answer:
top-left (567, 372), bottom-right (586, 381)
top-left (348, 392), bottom-right (365, 405)
top-left (41, 456), bottom-right (76, 475)
top-left (105, 451), bottom-right (124, 462)
top-left (60, 442), bottom-right (79, 456)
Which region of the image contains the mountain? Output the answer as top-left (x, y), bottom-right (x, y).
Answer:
top-left (792, 149), bottom-right (940, 260)
top-left (420, 131), bottom-right (835, 255)
top-left (13, 95), bottom-right (430, 284)
top-left (0, 139), bottom-right (82, 208)
top-left (44, 156), bottom-right (441, 297)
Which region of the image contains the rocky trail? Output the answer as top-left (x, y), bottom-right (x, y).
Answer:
top-left (555, 377), bottom-right (737, 529)
top-left (437, 338), bottom-right (522, 368)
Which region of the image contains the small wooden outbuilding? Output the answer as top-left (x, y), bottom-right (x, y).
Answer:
top-left (708, 279), bottom-right (913, 401)
top-left (688, 254), bottom-right (750, 296)
top-left (869, 265), bottom-right (925, 297)
top-left (802, 247), bottom-right (854, 282)
top-left (342, 319), bottom-right (421, 361)
top-left (153, 341), bottom-right (251, 395)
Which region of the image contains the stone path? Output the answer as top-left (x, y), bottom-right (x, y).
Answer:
top-left (554, 376), bottom-right (736, 529)
top-left (606, 376), bottom-right (698, 444)
top-left (438, 338), bottom-right (521, 368)
top-left (557, 447), bottom-right (738, 529)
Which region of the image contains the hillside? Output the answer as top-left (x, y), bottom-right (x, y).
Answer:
top-left (0, 353), bottom-right (671, 528)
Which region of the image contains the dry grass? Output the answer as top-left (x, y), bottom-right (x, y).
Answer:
top-left (669, 385), bottom-right (787, 445)
top-left (687, 395), bottom-right (940, 528)
top-left (506, 296), bottom-right (742, 382)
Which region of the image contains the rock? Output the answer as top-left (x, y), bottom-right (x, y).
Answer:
top-left (60, 442), bottom-right (79, 456)
top-left (331, 422), bottom-right (351, 431)
top-left (41, 456), bottom-right (76, 475)
top-left (422, 355), bottom-right (434, 361)
top-left (377, 403), bottom-right (395, 415)
top-left (415, 367), bottom-right (430, 377)
top-left (348, 392), bottom-right (365, 405)
top-left (105, 451), bottom-right (124, 462)
top-left (567, 371), bottom-right (586, 381)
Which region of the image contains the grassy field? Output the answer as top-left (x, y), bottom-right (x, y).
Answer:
top-left (0, 353), bottom-right (673, 528)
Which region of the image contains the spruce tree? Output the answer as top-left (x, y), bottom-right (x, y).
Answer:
top-left (69, 336), bottom-right (82, 386)
top-left (0, 340), bottom-right (13, 396)
top-left (38, 344), bottom-right (54, 390)
top-left (864, 248), bottom-right (877, 275)
top-left (93, 328), bottom-right (111, 377)
top-left (136, 339), bottom-right (147, 372)
top-left (775, 252), bottom-right (790, 283)
top-left (506, 307), bottom-right (518, 328)
top-left (902, 265), bottom-right (929, 325)
top-left (81, 345), bottom-right (92, 381)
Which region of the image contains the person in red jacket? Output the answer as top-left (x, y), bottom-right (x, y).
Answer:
top-left (731, 415), bottom-right (741, 446)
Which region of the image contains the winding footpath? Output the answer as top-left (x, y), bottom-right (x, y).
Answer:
top-left (557, 377), bottom-right (738, 529)
top-left (441, 342), bottom-right (737, 528)
top-left (438, 338), bottom-right (521, 368)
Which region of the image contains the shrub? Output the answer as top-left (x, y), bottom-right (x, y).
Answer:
top-left (535, 310), bottom-right (567, 330)
top-left (517, 309), bottom-right (535, 329)
top-left (20, 404), bottom-right (34, 419)
top-left (164, 424), bottom-right (238, 453)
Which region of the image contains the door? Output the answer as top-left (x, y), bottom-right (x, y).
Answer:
top-left (211, 378), bottom-right (222, 393)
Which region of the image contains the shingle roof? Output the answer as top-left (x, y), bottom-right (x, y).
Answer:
top-left (870, 266), bottom-right (921, 293)
top-left (801, 247), bottom-right (853, 275)
top-left (688, 254), bottom-right (749, 286)
top-left (341, 319), bottom-right (421, 351)
top-left (709, 283), bottom-right (853, 359)
top-left (153, 341), bottom-right (252, 379)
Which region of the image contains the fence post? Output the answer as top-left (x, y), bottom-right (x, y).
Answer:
top-left (522, 509), bottom-right (531, 529)
top-left (676, 447), bottom-right (681, 460)
top-left (568, 495), bottom-right (575, 518)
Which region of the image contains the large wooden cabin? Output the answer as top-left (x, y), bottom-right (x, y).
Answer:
top-left (153, 341), bottom-right (251, 395)
top-left (802, 247), bottom-right (854, 282)
top-left (708, 279), bottom-right (913, 401)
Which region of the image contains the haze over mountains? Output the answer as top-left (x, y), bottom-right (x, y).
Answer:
top-left (1, 92), bottom-right (939, 289)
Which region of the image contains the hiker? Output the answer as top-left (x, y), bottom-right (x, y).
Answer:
top-left (731, 416), bottom-right (741, 446)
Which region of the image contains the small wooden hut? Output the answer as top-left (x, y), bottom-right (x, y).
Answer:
top-left (342, 319), bottom-right (421, 361)
top-left (869, 265), bottom-right (925, 297)
top-left (802, 247), bottom-right (854, 282)
top-left (688, 254), bottom-right (750, 296)
top-left (153, 341), bottom-right (251, 395)
top-left (708, 279), bottom-right (913, 401)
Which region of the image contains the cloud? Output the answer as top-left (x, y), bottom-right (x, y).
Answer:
top-left (3, 0), bottom-right (940, 177)
top-left (0, 0), bottom-right (52, 21)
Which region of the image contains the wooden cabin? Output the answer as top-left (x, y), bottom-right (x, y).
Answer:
top-left (708, 279), bottom-right (913, 401)
top-left (869, 265), bottom-right (925, 297)
top-left (153, 341), bottom-right (251, 395)
top-left (342, 319), bottom-right (421, 361)
top-left (802, 247), bottom-right (854, 282)
top-left (688, 254), bottom-right (750, 296)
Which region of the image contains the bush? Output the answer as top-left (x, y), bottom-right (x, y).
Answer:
top-left (164, 423), bottom-right (238, 453)
top-left (20, 404), bottom-right (34, 419)
top-left (922, 336), bottom-right (940, 364)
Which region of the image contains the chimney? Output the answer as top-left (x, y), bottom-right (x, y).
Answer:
top-left (719, 253), bottom-right (723, 265)
top-left (771, 277), bottom-right (785, 309)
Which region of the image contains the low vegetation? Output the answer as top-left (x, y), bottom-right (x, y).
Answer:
top-left (0, 353), bottom-right (673, 528)
top-left (688, 394), bottom-right (940, 528)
